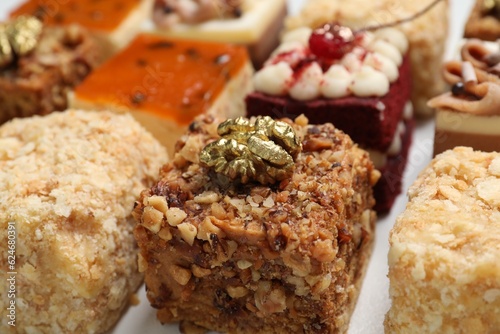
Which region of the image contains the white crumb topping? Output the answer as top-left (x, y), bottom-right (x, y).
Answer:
top-left (0, 110), bottom-right (168, 333)
top-left (386, 147), bottom-right (500, 333)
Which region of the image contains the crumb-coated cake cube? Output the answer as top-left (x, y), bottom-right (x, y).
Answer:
top-left (0, 17), bottom-right (98, 125)
top-left (0, 110), bottom-right (168, 333)
top-left (134, 114), bottom-right (379, 333)
top-left (385, 147), bottom-right (500, 333)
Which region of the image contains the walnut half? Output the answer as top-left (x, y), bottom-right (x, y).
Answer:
top-left (199, 116), bottom-right (302, 185)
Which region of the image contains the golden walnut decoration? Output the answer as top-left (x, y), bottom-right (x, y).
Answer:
top-left (200, 116), bottom-right (302, 185)
top-left (0, 16), bottom-right (43, 68)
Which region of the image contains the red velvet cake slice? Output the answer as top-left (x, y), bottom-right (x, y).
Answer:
top-left (246, 24), bottom-right (414, 213)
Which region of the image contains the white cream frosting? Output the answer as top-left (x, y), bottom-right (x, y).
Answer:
top-left (341, 50), bottom-right (364, 73)
top-left (363, 52), bottom-right (399, 83)
top-left (403, 101), bottom-right (413, 120)
top-left (350, 66), bottom-right (390, 97)
top-left (254, 26), bottom-right (407, 100)
top-left (321, 65), bottom-right (352, 98)
top-left (374, 28), bottom-right (409, 55)
top-left (368, 40), bottom-right (403, 67)
top-left (253, 62), bottom-right (293, 96)
top-left (289, 62), bottom-right (323, 101)
top-left (366, 119), bottom-right (407, 169)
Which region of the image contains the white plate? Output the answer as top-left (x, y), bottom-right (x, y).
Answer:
top-left (0, 1), bottom-right (475, 333)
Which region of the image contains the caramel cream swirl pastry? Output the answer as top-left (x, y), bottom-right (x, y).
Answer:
top-left (428, 39), bottom-right (500, 155)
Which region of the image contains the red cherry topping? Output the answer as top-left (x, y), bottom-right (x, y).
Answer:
top-left (308, 23), bottom-right (361, 60)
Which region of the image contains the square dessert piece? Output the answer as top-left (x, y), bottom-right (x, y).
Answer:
top-left (0, 17), bottom-right (98, 125)
top-left (246, 24), bottom-right (413, 212)
top-left (134, 115), bottom-right (379, 333)
top-left (70, 33), bottom-right (253, 156)
top-left (285, 0), bottom-right (449, 118)
top-left (428, 39), bottom-right (500, 156)
top-left (0, 110), bottom-right (168, 333)
top-left (151, 0), bottom-right (287, 68)
top-left (465, 0), bottom-right (500, 41)
top-left (10, 0), bottom-right (153, 61)
top-left (385, 147), bottom-right (500, 333)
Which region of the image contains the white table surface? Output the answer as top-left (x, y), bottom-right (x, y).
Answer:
top-left (0, 0), bottom-right (475, 333)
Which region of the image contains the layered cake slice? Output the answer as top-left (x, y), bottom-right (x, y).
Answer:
top-left (246, 24), bottom-right (413, 213)
top-left (465, 0), bottom-right (500, 41)
top-left (10, 0), bottom-right (153, 61)
top-left (70, 33), bottom-right (253, 156)
top-left (0, 16), bottom-right (98, 124)
top-left (134, 114), bottom-right (379, 333)
top-left (428, 39), bottom-right (500, 155)
top-left (385, 147), bottom-right (500, 333)
top-left (151, 0), bottom-right (287, 68)
top-left (285, 0), bottom-right (449, 118)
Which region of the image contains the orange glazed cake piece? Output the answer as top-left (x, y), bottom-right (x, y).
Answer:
top-left (71, 33), bottom-right (253, 155)
top-left (10, 0), bottom-right (154, 60)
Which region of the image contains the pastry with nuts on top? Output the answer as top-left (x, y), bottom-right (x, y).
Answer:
top-left (134, 114), bottom-right (379, 333)
top-left (10, 0), bottom-right (154, 61)
top-left (0, 16), bottom-right (98, 124)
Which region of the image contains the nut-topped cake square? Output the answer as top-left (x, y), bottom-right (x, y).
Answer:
top-left (133, 114), bottom-right (379, 333)
top-left (0, 16), bottom-right (98, 124)
top-left (10, 0), bottom-right (153, 60)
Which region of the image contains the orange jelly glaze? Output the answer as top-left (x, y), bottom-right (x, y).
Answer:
top-left (10, 0), bottom-right (142, 31)
top-left (74, 34), bottom-right (249, 125)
